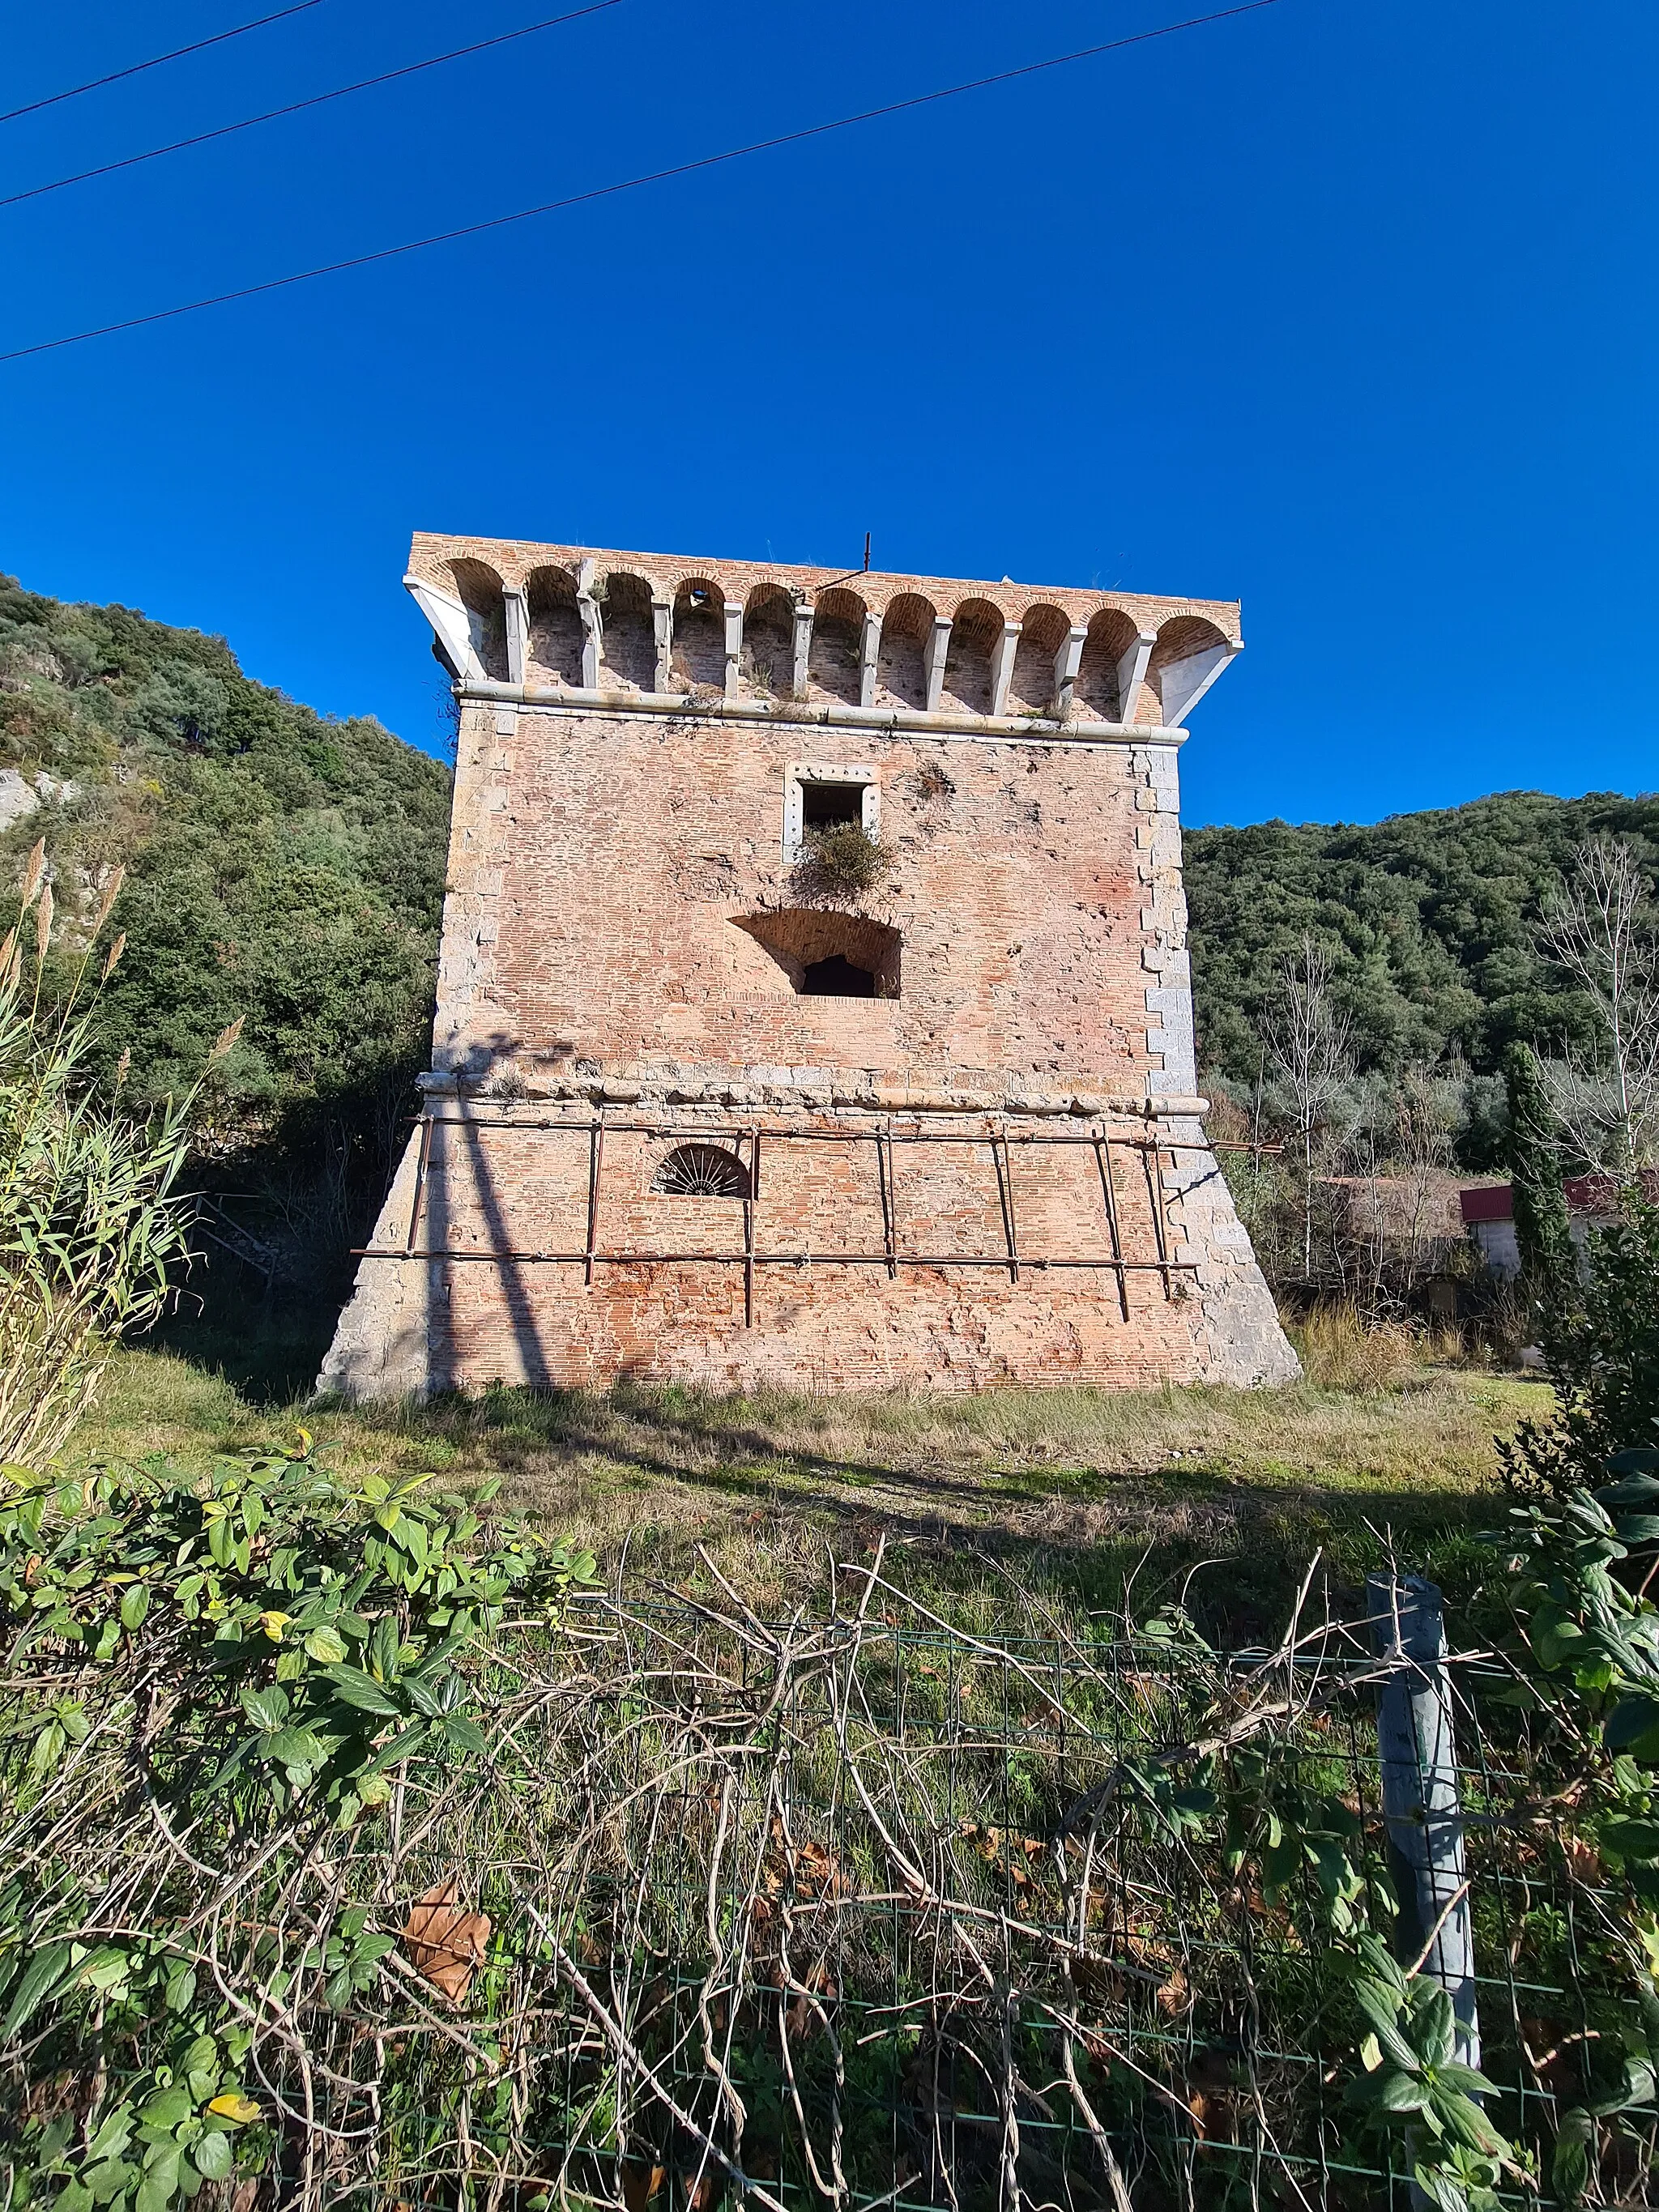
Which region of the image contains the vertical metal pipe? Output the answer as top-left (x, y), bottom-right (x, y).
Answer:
top-left (1368, 1574), bottom-right (1480, 2067)
top-left (584, 1119), bottom-right (605, 1288)
top-left (1094, 1136), bottom-right (1130, 1322)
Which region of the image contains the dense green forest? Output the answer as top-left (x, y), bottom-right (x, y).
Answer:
top-left (1185, 791), bottom-right (1659, 1094)
top-left (0, 573), bottom-right (450, 1306)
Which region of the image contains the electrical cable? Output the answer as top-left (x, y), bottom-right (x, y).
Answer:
top-left (0, 0), bottom-right (1281, 368)
top-left (0, 1), bottom-right (625, 212)
top-left (0, 2), bottom-right (333, 128)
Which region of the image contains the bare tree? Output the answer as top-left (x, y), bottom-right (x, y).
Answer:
top-left (1536, 837), bottom-right (1659, 1174)
top-left (1264, 935), bottom-right (1355, 1281)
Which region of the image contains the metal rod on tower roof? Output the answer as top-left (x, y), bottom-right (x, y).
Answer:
top-left (864, 531), bottom-right (871, 572)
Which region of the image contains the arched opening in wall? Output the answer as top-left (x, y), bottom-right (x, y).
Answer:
top-left (732, 910), bottom-right (901, 998)
top-left (526, 565), bottom-right (585, 685)
top-left (1148, 616), bottom-right (1231, 727)
top-left (1007, 603), bottom-right (1070, 716)
top-left (669, 577), bottom-right (725, 690)
top-left (599, 570), bottom-right (656, 690)
top-left (450, 559), bottom-right (509, 681)
top-left (742, 583), bottom-right (795, 697)
top-left (940, 597), bottom-right (1001, 715)
top-left (1074, 607), bottom-right (1139, 721)
top-left (876, 592), bottom-right (932, 709)
top-left (807, 587), bottom-right (865, 703)
top-left (652, 1143), bottom-right (751, 1197)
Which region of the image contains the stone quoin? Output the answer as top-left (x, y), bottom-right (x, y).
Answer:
top-left (319, 535), bottom-right (1299, 1396)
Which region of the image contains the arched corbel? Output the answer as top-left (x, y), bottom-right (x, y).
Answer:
top-left (923, 616), bottom-right (952, 712)
top-left (502, 586), bottom-right (529, 686)
top-left (1159, 637), bottom-right (1243, 726)
top-left (404, 573), bottom-right (484, 684)
top-left (791, 600), bottom-right (813, 696)
top-left (859, 610), bottom-right (883, 709)
top-left (1116, 630), bottom-right (1157, 724)
top-left (723, 601), bottom-right (744, 699)
top-left (576, 558), bottom-right (601, 688)
top-left (1054, 624), bottom-right (1088, 717)
top-left (652, 596), bottom-right (673, 691)
top-left (989, 620), bottom-right (1021, 718)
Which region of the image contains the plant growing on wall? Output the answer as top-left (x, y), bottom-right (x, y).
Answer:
top-left (795, 823), bottom-right (892, 901)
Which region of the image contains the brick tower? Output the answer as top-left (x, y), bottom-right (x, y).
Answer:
top-left (320, 535), bottom-right (1298, 1396)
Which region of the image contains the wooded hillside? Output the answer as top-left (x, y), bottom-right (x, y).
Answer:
top-left (1186, 791), bottom-right (1659, 1090)
top-left (0, 573), bottom-right (450, 1137)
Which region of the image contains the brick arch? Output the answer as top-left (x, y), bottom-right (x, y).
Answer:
top-left (669, 576), bottom-right (725, 690)
top-left (940, 595), bottom-right (1001, 716)
top-left (742, 582), bottom-right (795, 698)
top-left (876, 591), bottom-right (934, 710)
top-left (449, 557), bottom-right (509, 682)
top-left (808, 586), bottom-right (866, 705)
top-left (1008, 602), bottom-right (1070, 716)
top-left (524, 563), bottom-right (583, 686)
top-left (1149, 615), bottom-right (1231, 724)
top-left (1074, 606), bottom-right (1140, 721)
top-left (598, 569), bottom-right (656, 691)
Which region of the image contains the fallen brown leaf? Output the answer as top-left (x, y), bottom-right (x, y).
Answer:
top-left (401, 1877), bottom-right (490, 2007)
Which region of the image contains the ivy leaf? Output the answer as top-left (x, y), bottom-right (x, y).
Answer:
top-left (439, 1711), bottom-right (488, 1757)
top-left (205, 2095), bottom-right (261, 2125)
top-left (1374, 2071), bottom-right (1430, 2113)
top-left (190, 2132), bottom-right (233, 2182)
top-left (1, 1938), bottom-right (72, 2039)
top-left (240, 1686), bottom-right (288, 1733)
top-left (1606, 1694), bottom-right (1659, 1760)
top-left (1552, 2109), bottom-right (1595, 2206)
top-left (325, 1664), bottom-right (403, 1718)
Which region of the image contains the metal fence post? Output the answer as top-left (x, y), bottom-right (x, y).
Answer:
top-left (1367, 1572), bottom-right (1480, 2068)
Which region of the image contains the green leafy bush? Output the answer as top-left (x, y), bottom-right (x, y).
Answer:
top-left (0, 1437), bottom-right (596, 2212)
top-left (0, 846), bottom-right (213, 1465)
top-left (1502, 1196), bottom-right (1659, 1497)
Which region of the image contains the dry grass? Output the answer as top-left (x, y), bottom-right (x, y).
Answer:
top-left (61, 1332), bottom-right (1546, 1639)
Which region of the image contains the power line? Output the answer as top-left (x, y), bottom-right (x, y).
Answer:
top-left (0, 2), bottom-right (333, 128)
top-left (0, 1), bottom-right (625, 212)
top-left (0, 1), bottom-right (1281, 368)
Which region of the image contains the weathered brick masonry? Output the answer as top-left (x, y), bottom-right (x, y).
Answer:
top-left (321, 536), bottom-right (1298, 1396)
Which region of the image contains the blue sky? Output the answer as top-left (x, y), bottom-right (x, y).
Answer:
top-left (1, 0), bottom-right (1653, 827)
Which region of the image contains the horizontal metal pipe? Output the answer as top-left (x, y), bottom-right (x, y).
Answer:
top-left (414, 1115), bottom-right (1213, 1151)
top-left (354, 1247), bottom-right (1197, 1271)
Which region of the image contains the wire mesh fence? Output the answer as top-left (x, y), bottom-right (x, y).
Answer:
top-left (4, 1541), bottom-right (1653, 2212)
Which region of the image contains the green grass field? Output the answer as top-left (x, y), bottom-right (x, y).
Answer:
top-left (63, 1317), bottom-right (1544, 1642)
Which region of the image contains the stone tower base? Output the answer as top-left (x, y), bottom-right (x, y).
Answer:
top-left (319, 1095), bottom-right (1298, 1400)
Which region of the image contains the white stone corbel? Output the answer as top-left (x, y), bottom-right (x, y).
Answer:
top-left (924, 616), bottom-right (952, 711)
top-left (723, 601), bottom-right (744, 698)
top-left (652, 597), bottom-right (673, 691)
top-left (404, 574), bottom-right (485, 684)
top-left (791, 602), bottom-right (814, 696)
top-left (576, 557), bottom-right (601, 688)
top-left (1158, 638), bottom-right (1242, 727)
top-left (502, 586), bottom-right (529, 686)
top-left (859, 610), bottom-right (883, 709)
top-left (989, 620), bottom-right (1021, 718)
top-left (1116, 630), bottom-right (1156, 724)
top-left (1054, 624), bottom-right (1088, 717)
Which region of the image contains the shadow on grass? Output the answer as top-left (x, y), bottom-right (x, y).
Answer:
top-left (315, 1375), bottom-right (1503, 1646)
top-left (153, 1293), bottom-right (340, 1407)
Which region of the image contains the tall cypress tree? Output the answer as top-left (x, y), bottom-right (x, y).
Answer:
top-left (1503, 1041), bottom-right (1574, 1291)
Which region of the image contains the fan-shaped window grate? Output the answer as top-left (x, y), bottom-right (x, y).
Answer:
top-left (652, 1144), bottom-right (751, 1198)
